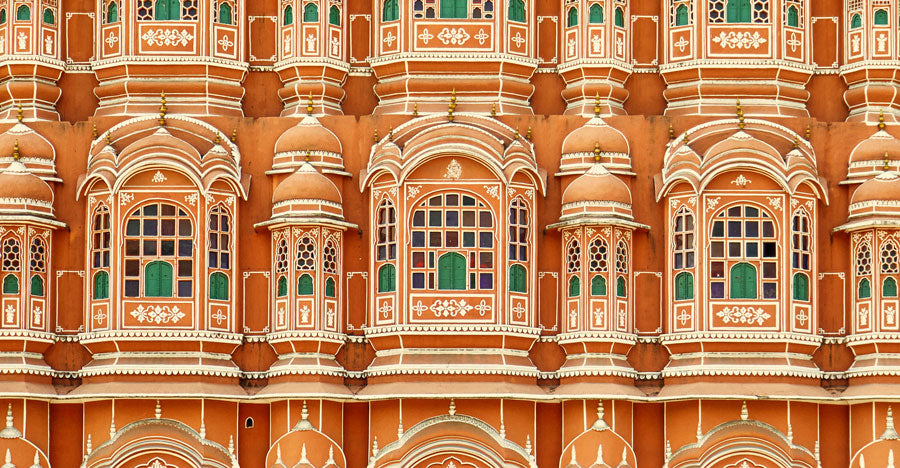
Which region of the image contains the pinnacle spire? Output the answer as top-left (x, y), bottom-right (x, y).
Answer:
top-left (883, 407), bottom-right (899, 440)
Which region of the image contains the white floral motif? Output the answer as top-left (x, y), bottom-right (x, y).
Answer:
top-left (511, 31), bottom-right (525, 47)
top-left (712, 31), bottom-right (767, 49)
top-left (766, 196), bottom-right (782, 211)
top-left (4, 304), bottom-right (14, 323)
top-left (674, 36), bottom-right (689, 52)
top-left (443, 159), bottom-right (462, 179)
top-left (795, 309), bottom-right (809, 326)
top-left (730, 174), bottom-right (751, 187)
top-left (325, 304), bottom-right (336, 327)
top-left (484, 185), bottom-right (499, 199)
top-left (858, 306), bottom-right (870, 327)
top-left (299, 304), bottom-right (311, 324)
top-left (406, 185), bottom-right (422, 199)
top-left (276, 306), bottom-right (286, 326)
top-left (383, 31), bottom-right (397, 46)
top-left (130, 305), bottom-right (186, 324)
top-left (886, 305), bottom-right (897, 326)
top-left (105, 31), bottom-right (119, 48)
top-left (437, 27), bottom-right (470, 45)
top-left (211, 310), bottom-right (227, 325)
top-left (217, 35), bottom-right (234, 52)
top-left (511, 302), bottom-right (526, 320)
top-left (430, 299), bottom-right (474, 317)
top-left (119, 192), bottom-right (134, 206)
top-left (418, 28), bottom-right (434, 44)
top-left (716, 306), bottom-right (771, 325)
top-left (688, 196), bottom-right (697, 206)
top-left (141, 28), bottom-right (195, 47)
top-left (31, 306), bottom-right (42, 326)
top-left (592, 307), bottom-right (604, 327)
top-left (705, 197), bottom-right (721, 213)
top-left (676, 308), bottom-right (691, 326)
top-left (184, 193), bottom-right (199, 206)
top-left (475, 28), bottom-right (490, 45)
top-left (152, 171), bottom-right (167, 183)
top-left (378, 302), bottom-right (393, 319)
top-left (93, 309), bottom-right (108, 325)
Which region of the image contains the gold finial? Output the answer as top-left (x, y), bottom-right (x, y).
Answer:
top-left (736, 99), bottom-right (745, 129)
top-left (594, 92), bottom-right (601, 117)
top-left (491, 103), bottom-right (497, 117)
top-left (412, 102), bottom-right (418, 116)
top-left (388, 125), bottom-right (394, 141)
top-left (12, 139), bottom-right (19, 160)
top-left (684, 131), bottom-right (690, 144)
top-left (885, 152), bottom-right (891, 171)
top-left (526, 126), bottom-right (532, 141)
top-left (373, 128), bottom-right (379, 142)
top-left (231, 128), bottom-right (237, 143)
top-left (513, 127), bottom-right (520, 139)
top-left (307, 92), bottom-right (314, 116)
top-left (793, 136), bottom-right (800, 149)
top-left (106, 131), bottom-right (112, 145)
top-left (159, 91), bottom-right (167, 126)
top-left (16, 104), bottom-right (23, 123)
top-left (593, 142), bottom-right (601, 163)
top-left (305, 149), bottom-right (311, 162)
top-left (92, 123), bottom-right (98, 139)
top-left (880, 110), bottom-right (887, 130)
top-left (215, 133), bottom-right (221, 145)
top-left (668, 123), bottom-right (675, 140)
top-left (448, 89), bottom-right (457, 122)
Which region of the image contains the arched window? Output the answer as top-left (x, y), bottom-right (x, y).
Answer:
top-left (437, 252), bottom-right (466, 290)
top-left (508, 0), bottom-right (525, 22)
top-left (144, 261), bottom-right (174, 297)
top-left (675, 4), bottom-right (688, 25)
top-left (881, 241), bottom-right (898, 275)
top-left (791, 210), bottom-right (811, 268)
top-left (303, 2), bottom-right (318, 22)
top-left (614, 7), bottom-right (624, 26)
top-left (725, 0), bottom-right (750, 22)
top-left (297, 273), bottom-right (314, 295)
top-left (277, 276), bottom-right (288, 297)
top-left (42, 7), bottom-right (53, 24)
top-left (859, 278), bottom-right (872, 299)
top-left (323, 240), bottom-right (338, 275)
top-left (2, 274), bottom-right (17, 294)
top-left (154, 0), bottom-right (180, 20)
top-left (376, 200), bottom-right (397, 261)
top-left (29, 275), bottom-right (43, 296)
top-left (875, 9), bottom-right (888, 25)
top-left (208, 206), bottom-right (231, 270)
top-left (1, 9), bottom-right (8, 24)
top-left (673, 207), bottom-right (695, 270)
top-left (296, 236), bottom-right (316, 274)
top-left (378, 264), bottom-right (396, 293)
top-left (569, 276), bottom-right (580, 297)
top-left (710, 204), bottom-right (777, 299)
top-left (218, 2), bottom-right (232, 24)
top-left (675, 272), bottom-right (693, 300)
top-left (851, 13), bottom-right (861, 29)
top-left (284, 4), bottom-right (294, 25)
top-left (858, 242), bottom-right (873, 276)
top-left (616, 276), bottom-right (626, 297)
top-left (107, 2), bottom-right (118, 23)
top-left (792, 273), bottom-right (808, 301)
top-left (509, 198), bottom-right (529, 262)
top-left (590, 3), bottom-right (604, 23)
top-left (329, 5), bottom-right (340, 25)
top-left (325, 277), bottom-right (336, 297)
top-left (509, 264), bottom-right (527, 293)
top-left (786, 5), bottom-right (798, 27)
top-left (16, 4), bottom-right (29, 21)
top-left (383, 0), bottom-right (399, 21)
top-left (885, 277), bottom-right (899, 297)
top-left (210, 272), bottom-right (228, 300)
top-left (567, 7), bottom-right (578, 26)
top-left (93, 271), bottom-right (110, 300)
top-left (730, 263), bottom-right (757, 299)
top-left (615, 240), bottom-right (628, 298)
top-left (591, 275), bottom-right (606, 296)
top-left (29, 238), bottom-right (46, 297)
top-left (411, 192), bottom-right (494, 290)
top-left (124, 203), bottom-right (193, 298)
top-left (441, 0), bottom-right (467, 18)
top-left (92, 205), bottom-right (111, 270)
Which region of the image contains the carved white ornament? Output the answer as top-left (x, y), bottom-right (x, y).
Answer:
top-left (437, 27), bottom-right (470, 45)
top-left (886, 305), bottom-right (897, 326)
top-left (730, 174), bottom-right (751, 187)
top-left (130, 305), bottom-right (186, 324)
top-left (218, 35), bottom-right (235, 52)
top-left (185, 193), bottom-right (199, 206)
top-left (592, 306), bottom-right (604, 327)
top-left (676, 308), bottom-right (691, 326)
top-left (859, 306), bottom-right (870, 327)
top-left (378, 302), bottom-right (393, 319)
top-left (31, 306), bottom-right (42, 326)
top-left (484, 185), bottom-right (499, 199)
top-left (4, 305), bottom-right (14, 323)
top-left (141, 28), bottom-right (194, 46)
top-left (105, 31), bottom-right (119, 48)
top-left (93, 309), bottom-right (107, 325)
top-left (407, 185), bottom-right (421, 200)
top-left (512, 302), bottom-right (526, 320)
top-left (712, 31), bottom-right (767, 49)
top-left (443, 159), bottom-right (462, 179)
top-left (211, 309), bottom-right (227, 325)
top-left (716, 306), bottom-right (770, 325)
top-left (418, 28), bottom-right (434, 44)
top-left (152, 171), bottom-right (167, 183)
top-left (118, 192), bottom-right (134, 206)
top-left (705, 197), bottom-right (721, 213)
top-left (766, 197), bottom-right (782, 211)
top-left (475, 28), bottom-right (490, 44)
top-left (299, 304), bottom-right (311, 324)
top-left (675, 36), bottom-right (689, 52)
top-left (511, 31), bottom-right (525, 47)
top-left (417, 299), bottom-right (490, 318)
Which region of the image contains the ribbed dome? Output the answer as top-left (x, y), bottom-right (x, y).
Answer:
top-left (561, 117), bottom-right (629, 156)
top-left (272, 163), bottom-right (341, 204)
top-left (849, 129), bottom-right (900, 164)
top-left (851, 171), bottom-right (900, 205)
top-left (274, 116), bottom-right (341, 155)
top-left (0, 161), bottom-right (53, 203)
top-left (562, 163), bottom-right (631, 206)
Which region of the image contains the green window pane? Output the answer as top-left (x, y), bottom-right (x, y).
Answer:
top-left (589, 4), bottom-right (604, 23)
top-left (284, 5), bottom-right (294, 25)
top-left (441, 0), bottom-right (466, 18)
top-left (219, 2), bottom-right (232, 24)
top-left (885, 277), bottom-right (898, 297)
top-left (94, 271), bottom-right (109, 300)
top-left (567, 7), bottom-right (578, 27)
top-left (382, 0), bottom-right (399, 21)
top-left (325, 277), bottom-right (336, 298)
top-left (1, 9), bottom-right (8, 24)
top-left (616, 276), bottom-right (626, 297)
top-left (675, 272), bottom-right (693, 300)
top-left (786, 5), bottom-right (798, 27)
top-left (277, 276), bottom-right (288, 297)
top-left (42, 8), bottom-right (53, 24)
top-left (210, 272), bottom-right (228, 300)
top-left (298, 274), bottom-right (314, 295)
top-left (329, 5), bottom-right (340, 25)
top-left (675, 4), bottom-right (688, 26)
top-left (2, 274), bottom-right (17, 294)
top-left (510, 264), bottom-right (526, 293)
top-left (378, 264), bottom-right (396, 293)
top-left (108, 3), bottom-right (118, 22)
top-left (438, 253), bottom-right (466, 290)
top-left (792, 273), bottom-right (808, 301)
top-left (729, 263), bottom-right (757, 299)
top-left (875, 9), bottom-right (888, 25)
top-left (145, 261), bottom-right (173, 297)
top-left (614, 7), bottom-right (624, 26)
top-left (508, 0), bottom-right (525, 22)
top-left (591, 275), bottom-right (606, 296)
top-left (303, 3), bottom-right (318, 22)
top-left (568, 276), bottom-right (580, 297)
top-left (859, 278), bottom-right (871, 299)
top-left (30, 275), bottom-right (43, 297)
top-left (16, 5), bottom-right (29, 21)
top-left (851, 13), bottom-right (861, 28)
top-left (726, 0), bottom-right (750, 23)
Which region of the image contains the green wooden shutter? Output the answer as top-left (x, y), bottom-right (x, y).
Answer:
top-left (94, 271), bottom-right (109, 300)
top-left (1, 9), bottom-right (8, 24)
top-left (614, 7), bottom-right (624, 26)
top-left (859, 278), bottom-right (871, 299)
top-left (591, 275), bottom-right (606, 296)
top-left (298, 274), bottom-right (314, 295)
top-left (884, 277), bottom-right (898, 297)
top-left (277, 276), bottom-right (288, 297)
top-left (616, 276), bottom-right (626, 297)
top-left (875, 9), bottom-right (888, 25)
top-left (441, 0), bottom-right (466, 19)
top-left (16, 5), bottom-right (29, 21)
top-left (510, 265), bottom-right (526, 293)
top-left (108, 2), bottom-right (118, 22)
top-left (210, 272), bottom-right (228, 300)
top-left (304, 3), bottom-right (318, 22)
top-left (42, 8), bottom-right (53, 24)
top-left (438, 253), bottom-right (466, 290)
top-left (2, 275), bottom-right (17, 294)
top-left (675, 5), bottom-right (688, 25)
top-left (730, 263), bottom-right (757, 299)
top-left (30, 275), bottom-right (43, 297)
top-left (675, 272), bottom-right (693, 300)
top-left (378, 264), bottom-right (396, 292)
top-left (325, 277), bottom-right (336, 297)
top-left (383, 0), bottom-right (398, 21)
top-left (329, 5), bottom-right (340, 25)
top-left (219, 2), bottom-right (232, 24)
top-left (146, 261), bottom-right (173, 297)
top-left (455, 0), bottom-right (467, 18)
top-left (589, 4), bottom-right (603, 23)
top-left (567, 7), bottom-right (578, 26)
top-left (155, 0), bottom-right (168, 20)
top-left (509, 0), bottom-right (525, 22)
top-left (284, 5), bottom-right (294, 25)
top-left (792, 273), bottom-right (808, 301)
top-left (568, 276), bottom-right (580, 297)
top-left (851, 13), bottom-right (861, 28)
top-left (787, 6), bottom-right (798, 27)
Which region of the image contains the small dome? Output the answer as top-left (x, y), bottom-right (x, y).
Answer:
top-left (562, 164), bottom-right (631, 206)
top-left (273, 163), bottom-right (341, 205)
top-left (561, 117), bottom-right (629, 156)
top-left (851, 171), bottom-right (900, 205)
top-left (274, 116), bottom-right (341, 155)
top-left (849, 129), bottom-right (900, 164)
top-left (0, 161), bottom-right (53, 203)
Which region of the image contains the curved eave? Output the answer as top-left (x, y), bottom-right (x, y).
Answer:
top-left (255, 216), bottom-right (359, 232)
top-left (547, 217), bottom-right (649, 231)
top-left (834, 217), bottom-right (900, 233)
top-left (0, 213), bottom-right (66, 229)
